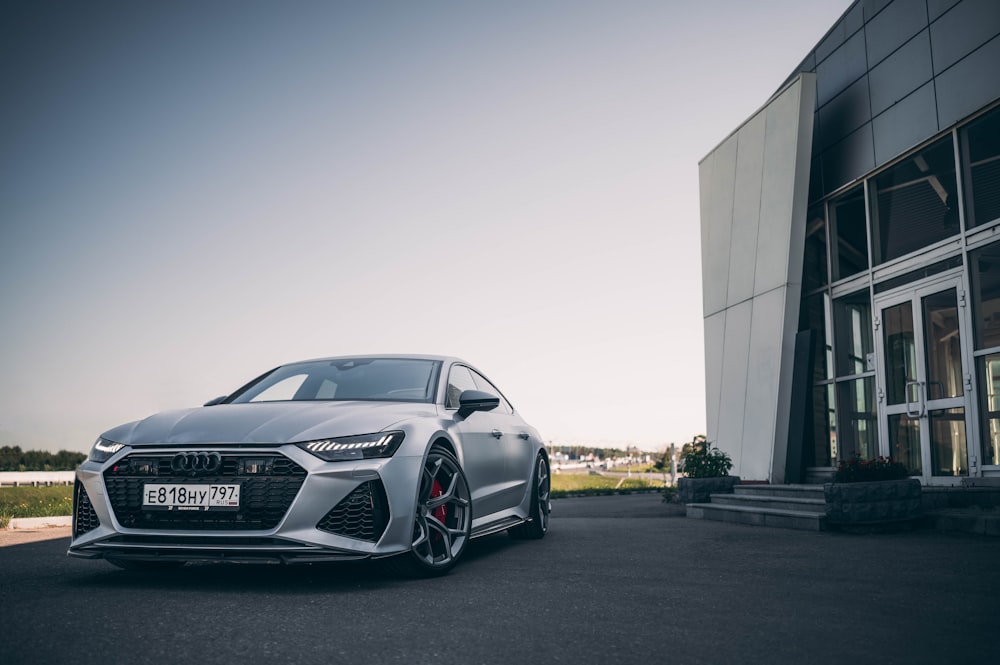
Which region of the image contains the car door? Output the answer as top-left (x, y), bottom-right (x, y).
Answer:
top-left (467, 367), bottom-right (533, 509)
top-left (446, 364), bottom-right (511, 518)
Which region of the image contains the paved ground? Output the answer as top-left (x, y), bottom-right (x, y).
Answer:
top-left (0, 526), bottom-right (71, 547)
top-left (2, 494), bottom-right (998, 664)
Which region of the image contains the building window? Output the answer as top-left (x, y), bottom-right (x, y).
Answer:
top-left (803, 205), bottom-right (829, 292)
top-left (961, 106), bottom-right (1000, 228)
top-left (801, 293), bottom-right (833, 383)
top-left (829, 186), bottom-right (868, 281)
top-left (870, 136), bottom-right (959, 264)
top-left (977, 354), bottom-right (1000, 466)
top-left (834, 290), bottom-right (873, 377)
top-left (808, 384), bottom-right (836, 467)
top-left (800, 292), bottom-right (835, 467)
top-left (970, 240), bottom-right (1000, 467)
top-left (836, 377), bottom-right (877, 460)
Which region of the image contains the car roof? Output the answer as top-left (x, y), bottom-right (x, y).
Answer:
top-left (284, 354), bottom-right (465, 366)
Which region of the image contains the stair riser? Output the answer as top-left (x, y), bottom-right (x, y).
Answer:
top-left (687, 505), bottom-right (826, 531)
top-left (710, 495), bottom-right (826, 513)
top-left (734, 487), bottom-right (825, 500)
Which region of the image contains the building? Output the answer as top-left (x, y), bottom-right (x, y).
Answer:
top-left (699, 0), bottom-right (1000, 486)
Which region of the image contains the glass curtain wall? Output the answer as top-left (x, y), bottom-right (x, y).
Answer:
top-left (799, 103), bottom-right (1000, 476)
top-left (970, 240), bottom-right (1000, 467)
top-left (966, 106), bottom-right (1000, 469)
top-left (834, 291), bottom-right (877, 460)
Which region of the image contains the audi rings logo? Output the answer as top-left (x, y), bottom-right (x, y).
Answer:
top-left (171, 452), bottom-right (222, 476)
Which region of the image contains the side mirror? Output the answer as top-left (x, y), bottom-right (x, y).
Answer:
top-left (203, 396), bottom-right (228, 407)
top-left (457, 389), bottom-right (500, 418)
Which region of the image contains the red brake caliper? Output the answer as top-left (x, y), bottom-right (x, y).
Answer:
top-left (430, 479), bottom-right (448, 525)
top-left (430, 478), bottom-right (449, 544)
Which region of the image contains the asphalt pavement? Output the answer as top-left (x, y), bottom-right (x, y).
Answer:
top-left (1, 493), bottom-right (998, 665)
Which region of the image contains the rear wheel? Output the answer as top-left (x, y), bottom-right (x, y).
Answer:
top-left (385, 447), bottom-right (472, 577)
top-left (509, 454), bottom-right (550, 540)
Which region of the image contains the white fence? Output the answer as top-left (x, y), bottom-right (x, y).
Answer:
top-left (0, 472), bottom-right (76, 487)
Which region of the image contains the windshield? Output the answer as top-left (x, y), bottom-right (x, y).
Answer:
top-left (228, 358), bottom-right (441, 404)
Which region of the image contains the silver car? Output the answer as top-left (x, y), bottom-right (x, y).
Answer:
top-left (68, 355), bottom-right (550, 576)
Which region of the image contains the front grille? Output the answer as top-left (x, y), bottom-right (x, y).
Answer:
top-left (316, 480), bottom-right (390, 542)
top-left (103, 452), bottom-right (306, 531)
top-left (73, 480), bottom-right (101, 537)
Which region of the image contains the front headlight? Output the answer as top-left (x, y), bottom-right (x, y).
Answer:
top-left (88, 437), bottom-right (126, 463)
top-left (296, 431), bottom-right (404, 462)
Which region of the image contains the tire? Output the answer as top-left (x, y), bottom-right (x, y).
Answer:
top-left (107, 558), bottom-right (186, 571)
top-left (509, 454), bottom-right (550, 540)
top-left (385, 447), bottom-right (472, 577)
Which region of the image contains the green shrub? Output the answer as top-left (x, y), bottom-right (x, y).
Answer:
top-left (833, 455), bottom-right (909, 483)
top-left (680, 443), bottom-right (733, 478)
top-left (661, 484), bottom-right (678, 503)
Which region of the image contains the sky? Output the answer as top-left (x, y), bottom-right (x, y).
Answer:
top-left (0, 0), bottom-right (851, 454)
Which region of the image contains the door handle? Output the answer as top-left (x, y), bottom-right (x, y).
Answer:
top-left (518, 432), bottom-right (530, 440)
top-left (491, 429), bottom-right (503, 439)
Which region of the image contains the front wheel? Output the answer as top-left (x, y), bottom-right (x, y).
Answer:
top-left (509, 454), bottom-right (550, 540)
top-left (385, 447), bottom-right (472, 577)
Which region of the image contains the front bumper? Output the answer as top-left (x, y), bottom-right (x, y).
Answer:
top-left (67, 445), bottom-right (422, 564)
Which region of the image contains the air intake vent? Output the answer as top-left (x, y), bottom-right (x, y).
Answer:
top-left (73, 480), bottom-right (101, 537)
top-left (316, 480), bottom-right (390, 542)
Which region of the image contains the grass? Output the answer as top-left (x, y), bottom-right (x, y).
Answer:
top-left (0, 486), bottom-right (74, 526)
top-left (550, 473), bottom-right (663, 497)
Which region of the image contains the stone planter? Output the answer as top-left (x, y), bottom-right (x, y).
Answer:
top-left (824, 478), bottom-right (922, 525)
top-left (678, 476), bottom-right (740, 504)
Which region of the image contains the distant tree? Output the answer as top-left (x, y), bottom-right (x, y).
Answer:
top-left (0, 446), bottom-right (86, 471)
top-left (0, 445), bottom-right (23, 470)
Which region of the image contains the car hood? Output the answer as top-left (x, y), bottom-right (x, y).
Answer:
top-left (103, 401), bottom-right (438, 446)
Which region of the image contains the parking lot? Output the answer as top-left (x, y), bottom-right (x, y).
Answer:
top-left (2, 493), bottom-right (998, 664)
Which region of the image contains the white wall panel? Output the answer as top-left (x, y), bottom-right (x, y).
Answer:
top-left (741, 288), bottom-right (785, 481)
top-left (727, 112), bottom-right (766, 307)
top-left (716, 299), bottom-right (752, 473)
top-left (700, 134), bottom-right (737, 317)
top-left (755, 82), bottom-right (802, 296)
top-left (703, 310), bottom-right (727, 448)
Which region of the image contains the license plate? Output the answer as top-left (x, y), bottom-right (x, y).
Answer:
top-left (143, 483), bottom-right (240, 511)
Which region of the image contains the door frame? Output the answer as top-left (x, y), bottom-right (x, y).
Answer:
top-left (873, 270), bottom-right (979, 484)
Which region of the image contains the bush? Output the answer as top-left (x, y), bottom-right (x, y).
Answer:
top-left (833, 454), bottom-right (909, 483)
top-left (680, 443), bottom-right (733, 478)
top-left (661, 484), bottom-right (678, 503)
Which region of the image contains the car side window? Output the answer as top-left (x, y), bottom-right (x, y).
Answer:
top-left (446, 365), bottom-right (478, 409)
top-left (470, 370), bottom-right (514, 415)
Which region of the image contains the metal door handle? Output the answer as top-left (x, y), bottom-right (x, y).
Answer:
top-left (491, 429), bottom-right (503, 439)
top-left (518, 432), bottom-right (530, 440)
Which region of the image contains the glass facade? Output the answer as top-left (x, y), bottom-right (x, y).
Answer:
top-left (870, 137), bottom-right (960, 264)
top-left (799, 103), bottom-right (1000, 481)
top-left (836, 377), bottom-right (877, 460)
top-left (962, 107), bottom-right (1000, 228)
top-left (829, 186), bottom-right (869, 281)
top-left (834, 291), bottom-right (873, 377)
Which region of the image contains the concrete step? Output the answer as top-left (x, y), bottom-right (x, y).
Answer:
top-left (924, 509), bottom-right (1000, 536)
top-left (710, 493), bottom-right (827, 513)
top-left (686, 502), bottom-right (827, 531)
top-left (734, 484), bottom-right (826, 500)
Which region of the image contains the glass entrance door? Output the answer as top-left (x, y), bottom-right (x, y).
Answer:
top-left (876, 276), bottom-right (973, 483)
